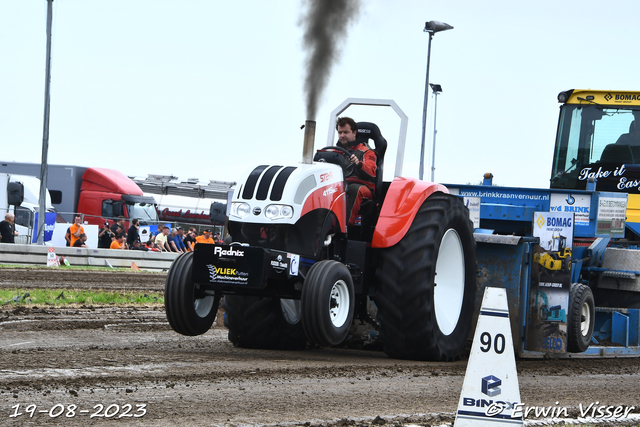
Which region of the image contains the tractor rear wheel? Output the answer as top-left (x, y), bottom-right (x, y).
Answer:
top-left (374, 192), bottom-right (477, 361)
top-left (567, 283), bottom-right (595, 353)
top-left (224, 295), bottom-right (307, 350)
top-left (165, 252), bottom-right (219, 336)
top-left (301, 260), bottom-right (355, 347)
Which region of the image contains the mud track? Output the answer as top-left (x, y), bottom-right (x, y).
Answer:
top-left (1, 268), bottom-right (639, 426)
top-left (0, 268), bottom-right (165, 292)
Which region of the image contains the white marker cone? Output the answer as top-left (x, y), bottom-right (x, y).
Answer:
top-left (454, 287), bottom-right (523, 426)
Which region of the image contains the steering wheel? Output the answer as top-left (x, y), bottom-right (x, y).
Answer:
top-left (316, 146), bottom-right (356, 177)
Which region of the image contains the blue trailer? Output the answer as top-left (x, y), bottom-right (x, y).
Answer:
top-left (440, 89), bottom-right (640, 357)
top-left (447, 178), bottom-right (640, 357)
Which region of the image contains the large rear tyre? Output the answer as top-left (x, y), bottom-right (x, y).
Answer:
top-left (165, 252), bottom-right (218, 336)
top-left (301, 260), bottom-right (355, 347)
top-left (374, 192), bottom-right (477, 361)
top-left (224, 295), bottom-right (307, 350)
top-left (567, 283), bottom-right (595, 353)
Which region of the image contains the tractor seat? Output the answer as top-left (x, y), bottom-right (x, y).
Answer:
top-left (346, 122), bottom-right (387, 241)
top-left (355, 121), bottom-right (387, 199)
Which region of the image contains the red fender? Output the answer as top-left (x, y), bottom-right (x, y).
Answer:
top-left (300, 182), bottom-right (347, 233)
top-left (371, 177), bottom-right (449, 248)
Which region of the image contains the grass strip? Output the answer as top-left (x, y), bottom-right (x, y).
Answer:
top-left (0, 288), bottom-right (164, 306)
top-left (0, 263), bottom-right (166, 273)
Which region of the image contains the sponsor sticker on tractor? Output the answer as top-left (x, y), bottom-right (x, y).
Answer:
top-left (206, 264), bottom-right (250, 285)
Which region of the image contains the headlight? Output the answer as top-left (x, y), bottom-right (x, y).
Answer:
top-left (264, 205), bottom-right (280, 218)
top-left (264, 204), bottom-right (294, 220)
top-left (231, 202), bottom-right (251, 218)
top-left (281, 205), bottom-right (293, 217)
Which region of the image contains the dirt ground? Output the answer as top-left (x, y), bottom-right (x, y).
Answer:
top-left (1, 268), bottom-right (640, 426)
top-left (0, 268), bottom-right (166, 292)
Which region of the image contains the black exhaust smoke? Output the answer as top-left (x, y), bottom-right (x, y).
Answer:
top-left (300, 0), bottom-right (361, 120)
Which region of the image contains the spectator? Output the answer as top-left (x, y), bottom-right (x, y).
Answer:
top-left (149, 224), bottom-right (164, 244)
top-left (0, 213), bottom-right (18, 243)
top-left (174, 227), bottom-right (187, 252)
top-left (127, 218), bottom-right (140, 248)
top-left (131, 240), bottom-right (148, 251)
top-left (73, 233), bottom-right (89, 248)
top-left (64, 227), bottom-right (71, 246)
top-left (111, 216), bottom-right (125, 235)
top-left (113, 224), bottom-right (124, 239)
top-left (110, 233), bottom-right (126, 249)
top-left (98, 222), bottom-right (114, 249)
top-left (213, 232), bottom-right (223, 244)
top-left (183, 227), bottom-right (196, 252)
top-left (69, 214), bottom-right (85, 247)
top-left (155, 226), bottom-right (171, 252)
top-left (196, 229), bottom-right (214, 245)
top-left (168, 228), bottom-right (184, 253)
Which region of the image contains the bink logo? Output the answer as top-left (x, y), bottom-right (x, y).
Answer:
top-left (482, 375), bottom-right (501, 397)
top-left (566, 194), bottom-right (575, 205)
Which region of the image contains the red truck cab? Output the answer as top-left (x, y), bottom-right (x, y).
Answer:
top-left (78, 168), bottom-right (158, 227)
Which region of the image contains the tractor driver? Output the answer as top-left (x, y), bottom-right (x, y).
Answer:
top-left (335, 117), bottom-right (377, 226)
top-left (616, 110), bottom-right (640, 146)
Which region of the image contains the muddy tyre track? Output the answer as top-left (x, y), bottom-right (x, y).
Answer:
top-left (0, 268), bottom-right (639, 426)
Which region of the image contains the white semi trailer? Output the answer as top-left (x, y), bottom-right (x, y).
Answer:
top-left (0, 173), bottom-right (53, 244)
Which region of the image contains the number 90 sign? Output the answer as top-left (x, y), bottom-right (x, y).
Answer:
top-left (479, 332), bottom-right (506, 354)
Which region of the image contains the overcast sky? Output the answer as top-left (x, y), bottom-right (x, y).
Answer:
top-left (2, 1), bottom-right (639, 191)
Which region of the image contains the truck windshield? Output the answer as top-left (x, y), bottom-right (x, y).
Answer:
top-left (127, 202), bottom-right (158, 224)
top-left (550, 104), bottom-right (639, 191)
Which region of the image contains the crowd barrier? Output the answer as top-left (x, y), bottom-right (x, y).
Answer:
top-left (0, 243), bottom-right (179, 271)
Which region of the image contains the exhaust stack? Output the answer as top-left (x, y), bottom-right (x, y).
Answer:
top-left (302, 120), bottom-right (316, 164)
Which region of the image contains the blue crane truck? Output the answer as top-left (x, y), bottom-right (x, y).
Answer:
top-left (448, 89), bottom-right (640, 357)
top-left (164, 93), bottom-right (640, 360)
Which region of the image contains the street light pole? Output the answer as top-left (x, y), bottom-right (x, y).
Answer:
top-left (37, 0), bottom-right (54, 245)
top-left (418, 32), bottom-right (433, 181)
top-left (418, 20), bottom-right (453, 181)
top-left (429, 84), bottom-right (442, 182)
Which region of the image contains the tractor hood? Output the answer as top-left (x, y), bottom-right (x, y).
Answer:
top-left (229, 162), bottom-right (345, 228)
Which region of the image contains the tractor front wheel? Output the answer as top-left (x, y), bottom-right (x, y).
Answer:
top-left (301, 260), bottom-right (355, 347)
top-left (165, 252), bottom-right (219, 336)
top-left (374, 192), bottom-right (477, 361)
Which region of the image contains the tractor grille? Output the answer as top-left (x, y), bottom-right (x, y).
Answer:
top-left (241, 165), bottom-right (297, 202)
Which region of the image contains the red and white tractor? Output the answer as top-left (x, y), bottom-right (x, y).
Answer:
top-left (164, 99), bottom-right (476, 361)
